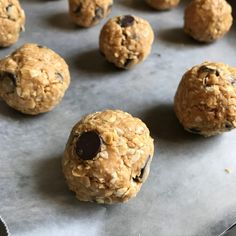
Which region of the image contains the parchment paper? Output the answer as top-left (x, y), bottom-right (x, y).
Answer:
top-left (0, 0), bottom-right (236, 235)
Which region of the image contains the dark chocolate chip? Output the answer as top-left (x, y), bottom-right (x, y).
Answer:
top-left (119, 15), bottom-right (135, 28)
top-left (75, 131), bottom-right (102, 160)
top-left (133, 155), bottom-right (151, 182)
top-left (94, 7), bottom-right (104, 20)
top-left (74, 4), bottom-right (82, 15)
top-left (124, 59), bottom-right (133, 68)
top-left (198, 66), bottom-right (220, 76)
top-left (0, 71), bottom-right (17, 86)
top-left (37, 45), bottom-right (44, 48)
top-left (189, 128), bottom-right (201, 133)
top-left (225, 123), bottom-right (233, 129)
top-left (55, 72), bottom-right (64, 81)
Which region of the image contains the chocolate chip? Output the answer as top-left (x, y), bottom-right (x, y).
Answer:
top-left (124, 59), bottom-right (133, 68)
top-left (198, 66), bottom-right (220, 76)
top-left (94, 7), bottom-right (104, 20)
top-left (37, 45), bottom-right (44, 48)
top-left (133, 156), bottom-right (151, 183)
top-left (225, 123), bottom-right (233, 129)
top-left (119, 15), bottom-right (135, 28)
top-left (0, 71), bottom-right (17, 86)
top-left (55, 72), bottom-right (64, 81)
top-left (189, 128), bottom-right (201, 133)
top-left (74, 4), bottom-right (82, 15)
top-left (75, 131), bottom-right (102, 160)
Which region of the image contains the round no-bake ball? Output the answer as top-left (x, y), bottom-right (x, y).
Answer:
top-left (62, 110), bottom-right (154, 204)
top-left (145, 0), bottom-right (180, 10)
top-left (0, 0), bottom-right (25, 47)
top-left (0, 43), bottom-right (71, 115)
top-left (174, 62), bottom-right (236, 137)
top-left (99, 15), bottom-right (154, 69)
top-left (68, 0), bottom-right (113, 27)
top-left (184, 0), bottom-right (233, 42)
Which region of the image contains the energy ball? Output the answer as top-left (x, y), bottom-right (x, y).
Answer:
top-left (68, 0), bottom-right (113, 27)
top-left (145, 0), bottom-right (180, 10)
top-left (99, 15), bottom-right (154, 69)
top-left (62, 110), bottom-right (154, 204)
top-left (0, 0), bottom-right (25, 47)
top-left (0, 43), bottom-right (70, 115)
top-left (174, 62), bottom-right (236, 137)
top-left (184, 0), bottom-right (233, 43)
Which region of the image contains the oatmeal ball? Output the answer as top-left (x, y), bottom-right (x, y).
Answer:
top-left (174, 62), bottom-right (236, 137)
top-left (62, 110), bottom-right (154, 204)
top-left (145, 0), bottom-right (180, 10)
top-left (99, 15), bottom-right (154, 69)
top-left (184, 0), bottom-right (233, 42)
top-left (68, 0), bottom-right (113, 27)
top-left (0, 43), bottom-right (70, 115)
top-left (0, 0), bottom-right (25, 47)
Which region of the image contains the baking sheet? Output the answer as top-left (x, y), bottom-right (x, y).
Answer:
top-left (0, 0), bottom-right (236, 235)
